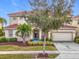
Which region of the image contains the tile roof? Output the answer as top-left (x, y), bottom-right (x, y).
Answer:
top-left (8, 11), bottom-right (33, 17)
top-left (62, 25), bottom-right (77, 28)
top-left (5, 24), bottom-right (18, 29)
top-left (72, 16), bottom-right (79, 19)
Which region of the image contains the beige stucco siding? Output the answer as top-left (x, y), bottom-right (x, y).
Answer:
top-left (4, 29), bottom-right (17, 38)
top-left (10, 17), bottom-right (28, 25)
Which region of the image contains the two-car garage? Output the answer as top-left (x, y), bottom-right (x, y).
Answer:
top-left (52, 32), bottom-right (73, 41)
top-left (51, 25), bottom-right (76, 41)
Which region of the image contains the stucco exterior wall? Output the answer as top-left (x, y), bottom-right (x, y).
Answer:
top-left (10, 17), bottom-right (18, 25)
top-left (10, 17), bottom-right (28, 25)
top-left (71, 20), bottom-right (79, 27)
top-left (4, 30), bottom-right (9, 38)
top-left (5, 28), bottom-right (76, 41)
top-left (18, 17), bottom-right (28, 24)
top-left (4, 29), bottom-right (17, 38)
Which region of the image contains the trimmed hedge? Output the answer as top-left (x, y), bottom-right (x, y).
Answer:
top-left (0, 37), bottom-right (17, 42)
top-left (74, 36), bottom-right (79, 43)
top-left (41, 38), bottom-right (52, 42)
top-left (0, 37), bottom-right (7, 42)
top-left (28, 41), bottom-right (53, 46)
top-left (6, 38), bottom-right (17, 42)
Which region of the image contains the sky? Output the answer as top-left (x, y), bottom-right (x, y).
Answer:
top-left (0, 0), bottom-right (79, 25)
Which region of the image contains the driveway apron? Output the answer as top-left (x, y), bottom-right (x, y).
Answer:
top-left (54, 42), bottom-right (79, 59)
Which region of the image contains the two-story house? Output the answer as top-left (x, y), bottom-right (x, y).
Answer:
top-left (4, 11), bottom-right (77, 42)
top-left (71, 16), bottom-right (79, 36)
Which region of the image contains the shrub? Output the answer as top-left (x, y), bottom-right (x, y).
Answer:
top-left (74, 36), bottom-right (79, 43)
top-left (0, 37), bottom-right (17, 42)
top-left (6, 38), bottom-right (17, 42)
top-left (41, 38), bottom-right (53, 42)
top-left (0, 37), bottom-right (7, 42)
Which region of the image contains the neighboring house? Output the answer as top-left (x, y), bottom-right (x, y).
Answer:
top-left (4, 11), bottom-right (77, 42)
top-left (71, 16), bottom-right (79, 27)
top-left (71, 16), bottom-right (79, 36)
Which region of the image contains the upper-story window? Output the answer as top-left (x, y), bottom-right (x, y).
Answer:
top-left (12, 17), bottom-right (17, 20)
top-left (20, 17), bottom-right (23, 19)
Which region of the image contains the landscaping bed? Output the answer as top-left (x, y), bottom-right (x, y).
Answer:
top-left (0, 45), bottom-right (56, 51)
top-left (0, 42), bottom-right (25, 46)
top-left (0, 41), bottom-right (55, 46)
top-left (28, 41), bottom-right (55, 46)
top-left (0, 37), bottom-right (56, 51)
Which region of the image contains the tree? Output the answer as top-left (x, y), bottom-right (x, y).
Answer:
top-left (16, 23), bottom-right (31, 44)
top-left (28, 0), bottom-right (75, 55)
top-left (0, 17), bottom-right (7, 36)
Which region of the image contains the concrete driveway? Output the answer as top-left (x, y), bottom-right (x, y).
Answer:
top-left (54, 42), bottom-right (79, 59)
top-left (54, 42), bottom-right (79, 51)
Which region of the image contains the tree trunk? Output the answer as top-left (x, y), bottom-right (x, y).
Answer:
top-left (23, 38), bottom-right (26, 44)
top-left (43, 37), bottom-right (46, 55)
top-left (43, 32), bottom-right (47, 55)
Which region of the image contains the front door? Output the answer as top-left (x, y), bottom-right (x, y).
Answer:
top-left (33, 29), bottom-right (39, 39)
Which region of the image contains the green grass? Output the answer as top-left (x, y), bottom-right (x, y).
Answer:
top-left (0, 54), bottom-right (34, 59)
top-left (0, 54), bottom-right (58, 59)
top-left (0, 45), bottom-right (56, 51)
top-left (48, 54), bottom-right (59, 58)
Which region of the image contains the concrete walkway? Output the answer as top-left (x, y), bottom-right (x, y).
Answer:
top-left (0, 50), bottom-right (79, 54)
top-left (0, 51), bottom-right (59, 54)
top-left (54, 42), bottom-right (79, 59)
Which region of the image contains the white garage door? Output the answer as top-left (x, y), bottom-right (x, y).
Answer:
top-left (52, 32), bottom-right (73, 41)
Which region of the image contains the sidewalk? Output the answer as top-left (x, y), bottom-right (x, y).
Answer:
top-left (0, 51), bottom-right (59, 54)
top-left (0, 50), bottom-right (79, 54)
top-left (1, 50), bottom-right (79, 59)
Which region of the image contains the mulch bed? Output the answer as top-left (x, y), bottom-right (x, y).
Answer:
top-left (0, 42), bottom-right (26, 46)
top-left (37, 53), bottom-right (48, 58)
top-left (0, 42), bottom-right (55, 47)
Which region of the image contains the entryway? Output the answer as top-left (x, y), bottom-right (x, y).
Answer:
top-left (33, 29), bottom-right (39, 40)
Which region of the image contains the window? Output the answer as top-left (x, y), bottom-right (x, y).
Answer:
top-left (9, 30), bottom-right (13, 37)
top-left (13, 17), bottom-right (17, 20)
top-left (20, 17), bottom-right (23, 19)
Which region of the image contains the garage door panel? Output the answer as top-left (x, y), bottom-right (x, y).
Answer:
top-left (53, 33), bottom-right (72, 41)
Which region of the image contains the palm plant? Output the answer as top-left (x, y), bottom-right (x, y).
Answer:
top-left (16, 23), bottom-right (31, 44)
top-left (0, 17), bottom-right (6, 23)
top-left (0, 17), bottom-right (7, 26)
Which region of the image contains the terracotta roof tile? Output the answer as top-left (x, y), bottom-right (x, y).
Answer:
top-left (62, 25), bottom-right (77, 28)
top-left (72, 16), bottom-right (79, 19)
top-left (8, 11), bottom-right (33, 17)
top-left (5, 24), bottom-right (18, 29)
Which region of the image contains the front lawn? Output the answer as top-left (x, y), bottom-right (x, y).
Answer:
top-left (0, 54), bottom-right (34, 59)
top-left (0, 45), bottom-right (56, 51)
top-left (0, 54), bottom-right (58, 59)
